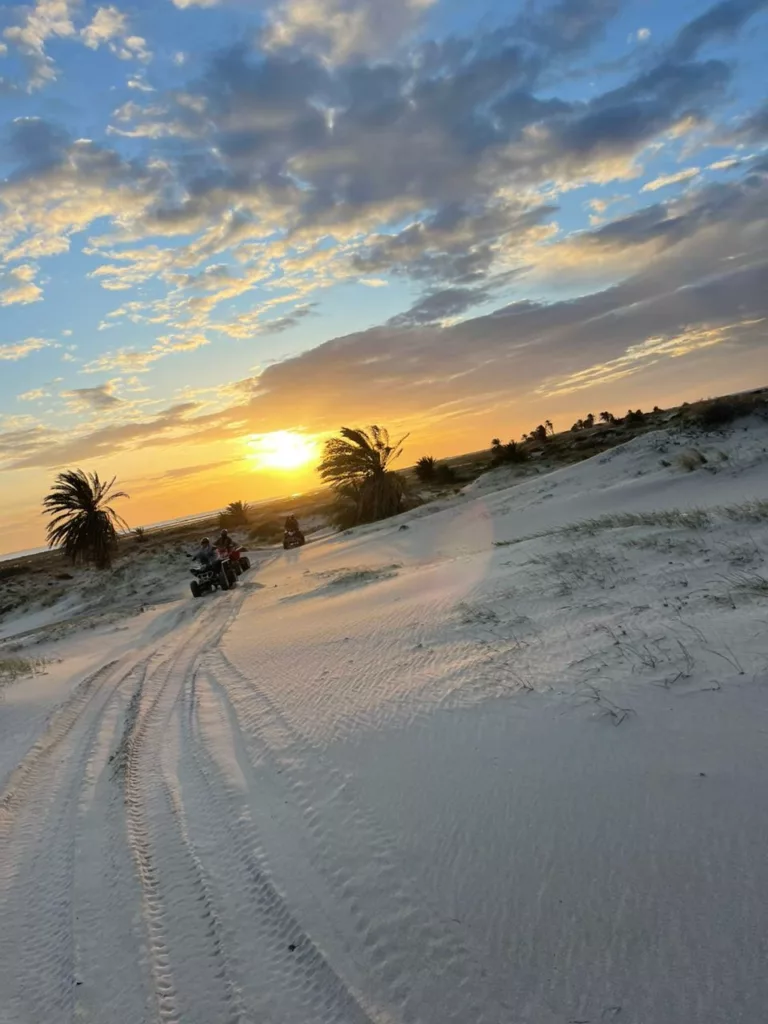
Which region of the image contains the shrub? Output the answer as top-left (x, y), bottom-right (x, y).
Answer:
top-left (415, 456), bottom-right (437, 482)
top-left (689, 392), bottom-right (768, 428)
top-left (677, 449), bottom-right (708, 472)
top-left (435, 463), bottom-right (457, 484)
top-left (491, 439), bottom-right (529, 465)
top-left (248, 520), bottom-right (283, 544)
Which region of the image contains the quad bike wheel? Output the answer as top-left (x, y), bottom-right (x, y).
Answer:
top-left (224, 562), bottom-right (237, 587)
top-left (232, 561), bottom-right (243, 576)
top-left (190, 579), bottom-right (202, 598)
top-left (219, 570), bottom-right (230, 591)
top-left (240, 556), bottom-right (251, 571)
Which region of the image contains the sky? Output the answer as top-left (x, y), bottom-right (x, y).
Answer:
top-left (0, 0), bottom-right (767, 554)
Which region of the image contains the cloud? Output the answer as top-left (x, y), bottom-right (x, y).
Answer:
top-left (708, 157), bottom-right (741, 171)
top-left (8, 159), bottom-right (766, 472)
top-left (61, 382), bottom-right (123, 412)
top-left (3, 0), bottom-right (150, 90)
top-left (641, 167), bottom-right (701, 192)
top-left (86, 2), bottom-right (660, 316)
top-left (387, 286), bottom-right (494, 327)
top-left (571, 172), bottom-right (768, 261)
top-left (3, 401), bottom-right (205, 470)
top-left (0, 337), bottom-right (51, 361)
top-left (0, 263), bottom-right (43, 305)
top-left (127, 74), bottom-right (155, 91)
top-left (144, 461), bottom-right (225, 483)
top-left (81, 6), bottom-right (151, 62)
top-left (513, 0), bottom-right (621, 58)
top-left (535, 321), bottom-right (762, 397)
top-left (0, 2), bottom-right (733, 337)
top-left (731, 100), bottom-right (768, 143)
top-left (0, 119), bottom-right (160, 264)
top-left (82, 332), bottom-right (209, 373)
top-left (264, 0), bottom-right (436, 61)
top-left (669, 0), bottom-right (768, 62)
top-left (0, 0), bottom-right (761, 400)
top-left (2, 0), bottom-right (78, 90)
top-left (258, 302), bottom-right (319, 334)
top-left (0, 422), bottom-right (54, 465)
top-left (17, 387), bottom-right (49, 401)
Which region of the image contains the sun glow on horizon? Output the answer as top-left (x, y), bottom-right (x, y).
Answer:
top-left (246, 431), bottom-right (319, 471)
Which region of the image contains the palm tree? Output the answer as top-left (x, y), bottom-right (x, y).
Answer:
top-left (318, 426), bottom-right (408, 528)
top-left (545, 419), bottom-right (554, 436)
top-left (415, 456), bottom-right (437, 482)
top-left (221, 500), bottom-right (250, 527)
top-left (43, 470), bottom-right (129, 569)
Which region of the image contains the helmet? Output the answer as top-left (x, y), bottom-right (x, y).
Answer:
top-left (220, 528), bottom-right (229, 537)
top-left (201, 537), bottom-right (210, 546)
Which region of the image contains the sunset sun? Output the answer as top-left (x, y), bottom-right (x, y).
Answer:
top-left (247, 431), bottom-right (318, 471)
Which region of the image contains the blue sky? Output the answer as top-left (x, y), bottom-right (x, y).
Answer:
top-left (1, 0), bottom-right (767, 548)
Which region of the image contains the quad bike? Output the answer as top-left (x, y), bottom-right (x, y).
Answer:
top-left (217, 545), bottom-right (251, 576)
top-left (190, 559), bottom-right (237, 598)
top-left (283, 529), bottom-right (306, 550)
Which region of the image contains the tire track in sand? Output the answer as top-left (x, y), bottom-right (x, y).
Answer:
top-left (177, 665), bottom-right (385, 1024)
top-left (0, 658), bottom-right (146, 1024)
top-left (202, 648), bottom-right (514, 1024)
top-left (120, 592), bottom-right (249, 1024)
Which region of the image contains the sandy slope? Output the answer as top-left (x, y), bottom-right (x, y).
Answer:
top-left (2, 421), bottom-right (768, 1024)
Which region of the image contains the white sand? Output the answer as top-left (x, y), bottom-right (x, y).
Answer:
top-left (2, 421), bottom-right (768, 1023)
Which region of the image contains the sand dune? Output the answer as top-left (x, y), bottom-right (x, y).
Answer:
top-left (2, 419), bottom-right (768, 1023)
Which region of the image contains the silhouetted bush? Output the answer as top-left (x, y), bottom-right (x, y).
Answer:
top-left (415, 456), bottom-right (437, 482)
top-left (695, 400), bottom-right (740, 428)
top-left (491, 439), bottom-right (529, 465)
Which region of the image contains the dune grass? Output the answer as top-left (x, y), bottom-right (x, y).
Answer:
top-left (0, 656), bottom-right (48, 684)
top-left (726, 570), bottom-right (768, 596)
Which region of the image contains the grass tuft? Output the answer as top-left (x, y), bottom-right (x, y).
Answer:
top-left (726, 570), bottom-right (768, 596)
top-left (0, 656), bottom-right (48, 684)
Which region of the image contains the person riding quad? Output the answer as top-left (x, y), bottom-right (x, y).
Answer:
top-left (217, 528), bottom-right (235, 553)
top-left (284, 514), bottom-right (300, 534)
top-left (195, 537), bottom-right (221, 568)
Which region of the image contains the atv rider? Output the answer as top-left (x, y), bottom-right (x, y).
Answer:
top-left (217, 528), bottom-right (235, 554)
top-left (284, 514), bottom-right (300, 534)
top-left (195, 537), bottom-right (221, 569)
